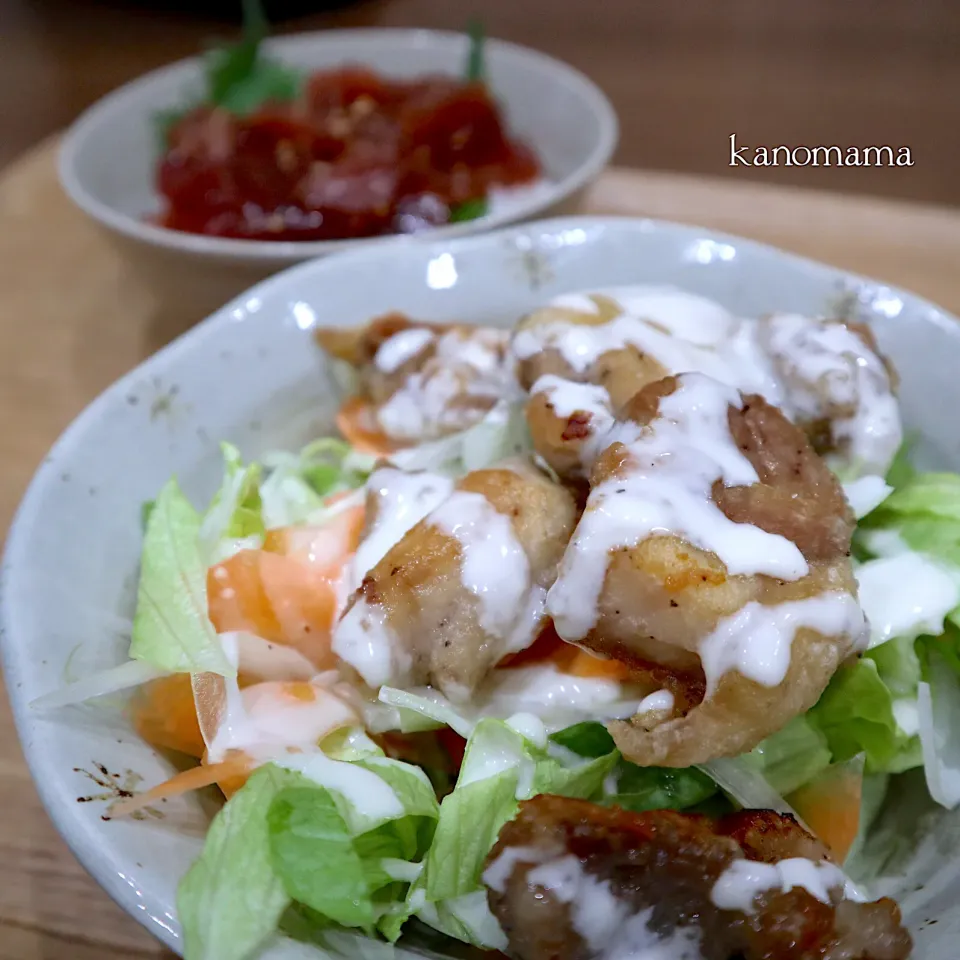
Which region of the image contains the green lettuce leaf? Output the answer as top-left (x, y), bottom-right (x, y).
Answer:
top-left (884, 439), bottom-right (918, 492)
top-left (413, 717), bottom-right (617, 947)
top-left (859, 468), bottom-right (960, 568)
top-left (868, 634), bottom-right (922, 699)
top-left (422, 768), bottom-right (519, 903)
top-left (606, 763), bottom-right (720, 813)
top-left (267, 786), bottom-right (377, 932)
top-left (549, 720), bottom-right (616, 758)
top-left (129, 477), bottom-right (234, 677)
top-left (199, 442), bottom-right (264, 563)
top-left (550, 722), bottom-right (719, 812)
top-left (179, 764), bottom-right (304, 960)
top-left (877, 472), bottom-right (960, 520)
top-left (749, 716), bottom-right (832, 796)
top-left (260, 439), bottom-right (373, 529)
top-left (808, 658), bottom-right (915, 773)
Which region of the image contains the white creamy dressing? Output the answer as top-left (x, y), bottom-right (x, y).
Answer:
top-left (527, 856), bottom-right (630, 950)
top-left (530, 373), bottom-right (617, 468)
top-left (374, 327), bottom-right (436, 373)
top-left (843, 474), bottom-right (893, 519)
top-left (230, 631), bottom-right (318, 682)
top-left (332, 597), bottom-right (408, 689)
top-left (482, 844), bottom-right (543, 892)
top-left (636, 689), bottom-right (675, 715)
top-left (205, 635), bottom-right (361, 768)
top-left (710, 856), bottom-right (864, 913)
top-left (547, 373), bottom-right (810, 641)
top-left (512, 287), bottom-right (782, 404)
top-left (855, 552), bottom-right (960, 648)
top-left (376, 327), bottom-right (516, 442)
top-left (758, 312), bottom-right (902, 476)
top-left (698, 592), bottom-right (866, 694)
top-left (506, 712), bottom-right (548, 748)
top-left (429, 490), bottom-right (532, 646)
top-left (351, 467), bottom-right (454, 588)
top-left (485, 848), bottom-right (703, 959)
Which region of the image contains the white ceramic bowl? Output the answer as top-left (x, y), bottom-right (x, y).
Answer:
top-left (59, 29), bottom-right (618, 320)
top-left (4, 216), bottom-right (960, 957)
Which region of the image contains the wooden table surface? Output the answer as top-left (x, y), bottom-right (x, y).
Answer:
top-left (2, 0), bottom-right (960, 206)
top-left (3, 136), bottom-right (960, 957)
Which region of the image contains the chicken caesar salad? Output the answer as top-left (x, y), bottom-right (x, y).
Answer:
top-left (45, 285), bottom-right (960, 960)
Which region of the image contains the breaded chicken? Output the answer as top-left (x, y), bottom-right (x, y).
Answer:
top-left (333, 463), bottom-right (578, 698)
top-left (484, 795), bottom-right (911, 960)
top-left (755, 313), bottom-right (902, 476)
top-left (546, 374), bottom-right (865, 767)
top-left (513, 295), bottom-right (669, 414)
top-left (317, 312), bottom-right (517, 443)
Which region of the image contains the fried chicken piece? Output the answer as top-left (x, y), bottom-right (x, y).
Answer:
top-left (484, 795), bottom-right (911, 960)
top-left (546, 374), bottom-right (865, 767)
top-left (524, 375), bottom-right (617, 483)
top-left (317, 312), bottom-right (517, 443)
top-left (755, 313), bottom-right (902, 477)
top-left (512, 293), bottom-right (677, 407)
top-left (512, 296), bottom-right (666, 482)
top-left (333, 463), bottom-right (578, 699)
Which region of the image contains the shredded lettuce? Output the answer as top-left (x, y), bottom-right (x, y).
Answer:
top-left (917, 649), bottom-right (960, 809)
top-left (129, 478), bottom-right (234, 677)
top-left (376, 687), bottom-right (472, 738)
top-left (260, 439), bottom-right (374, 529)
top-left (388, 402), bottom-right (530, 476)
top-left (199, 442), bottom-right (265, 563)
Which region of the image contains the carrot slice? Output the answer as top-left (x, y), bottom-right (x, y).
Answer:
top-left (788, 761), bottom-right (863, 862)
top-left (207, 549), bottom-right (340, 668)
top-left (107, 752), bottom-right (254, 819)
top-left (208, 549), bottom-right (280, 640)
top-left (498, 624), bottom-right (633, 681)
top-left (335, 397), bottom-right (395, 457)
top-left (560, 647), bottom-right (634, 682)
top-left (263, 504), bottom-right (366, 577)
top-left (132, 674), bottom-right (206, 759)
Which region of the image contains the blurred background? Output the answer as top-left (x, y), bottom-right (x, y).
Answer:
top-left (2, 0), bottom-right (957, 203)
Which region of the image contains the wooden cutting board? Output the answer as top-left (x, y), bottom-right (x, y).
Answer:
top-left (2, 135), bottom-right (960, 958)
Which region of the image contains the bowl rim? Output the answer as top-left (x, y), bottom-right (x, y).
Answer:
top-left (57, 26), bottom-right (620, 263)
top-left (5, 214), bottom-right (960, 954)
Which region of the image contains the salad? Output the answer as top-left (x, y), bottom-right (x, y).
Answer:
top-left (47, 284), bottom-right (960, 960)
